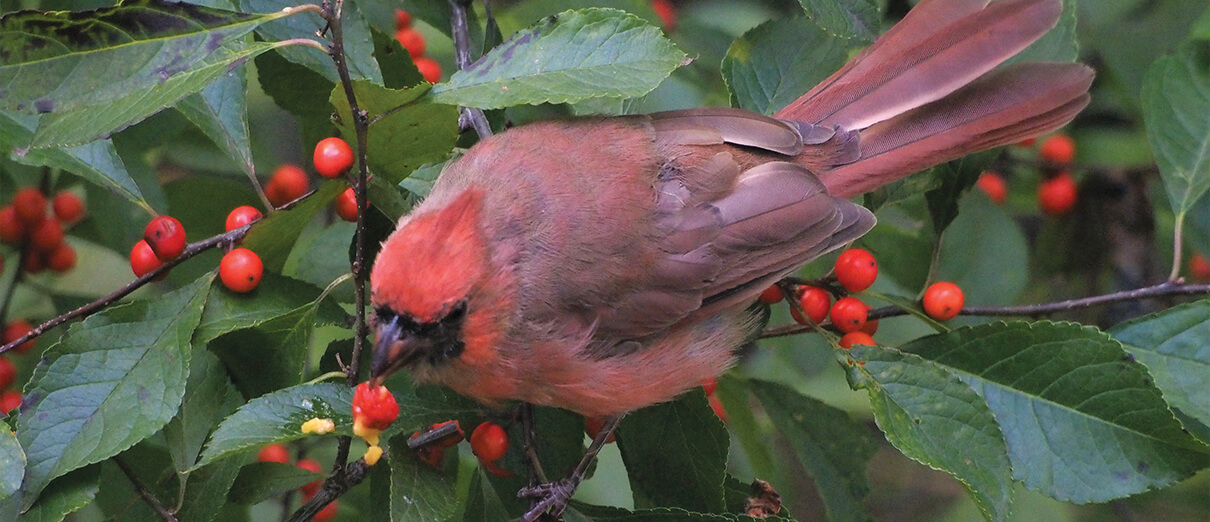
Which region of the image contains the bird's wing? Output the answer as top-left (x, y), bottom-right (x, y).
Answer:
top-left (588, 109), bottom-right (873, 338)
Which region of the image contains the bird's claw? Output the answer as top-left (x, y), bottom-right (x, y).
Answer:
top-left (518, 478), bottom-right (578, 522)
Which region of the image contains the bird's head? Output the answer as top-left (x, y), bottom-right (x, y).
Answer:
top-left (368, 188), bottom-right (505, 383)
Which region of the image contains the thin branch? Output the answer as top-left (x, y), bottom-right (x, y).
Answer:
top-left (760, 281), bottom-right (1210, 339)
top-left (0, 246), bottom-right (27, 325)
top-left (448, 0), bottom-right (492, 139)
top-left (286, 460), bottom-right (371, 522)
top-left (115, 456), bottom-right (178, 522)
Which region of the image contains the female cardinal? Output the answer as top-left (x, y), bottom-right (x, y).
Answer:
top-left (369, 0), bottom-right (1090, 516)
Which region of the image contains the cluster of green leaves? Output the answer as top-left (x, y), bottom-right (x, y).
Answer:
top-left (0, 0), bottom-right (1209, 521)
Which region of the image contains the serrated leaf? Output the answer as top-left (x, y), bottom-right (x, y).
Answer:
top-left (174, 458), bottom-right (243, 522)
top-left (849, 345), bottom-right (1014, 521)
top-left (750, 380), bottom-right (875, 522)
top-left (29, 40), bottom-right (279, 148)
top-left (208, 302), bottom-right (316, 398)
top-left (0, 427), bottom-right (22, 507)
top-left (430, 8), bottom-right (687, 109)
top-left (721, 17), bottom-right (852, 116)
top-left (935, 193), bottom-right (1029, 307)
top-left (0, 111), bottom-right (145, 205)
top-left (463, 469), bottom-right (512, 522)
top-left (17, 276), bottom-right (210, 507)
top-left (617, 392), bottom-right (727, 512)
top-left (389, 432), bottom-right (458, 521)
top-left (796, 0), bottom-right (880, 42)
top-left (242, 179), bottom-right (344, 272)
top-left (900, 321), bottom-right (1210, 504)
top-left (1142, 42), bottom-right (1210, 214)
top-left (0, 0), bottom-right (289, 113)
top-left (329, 81), bottom-right (459, 185)
top-left (399, 159), bottom-right (445, 199)
top-left (18, 465), bottom-right (101, 522)
top-left (1110, 300), bottom-right (1210, 435)
top-left (373, 28), bottom-right (425, 90)
top-left (176, 68), bottom-right (254, 174)
top-left (196, 271), bottom-right (345, 344)
top-left (253, 45), bottom-right (335, 146)
top-left (227, 462), bottom-right (323, 505)
top-left (241, 0), bottom-right (381, 83)
top-left (163, 348), bottom-right (240, 473)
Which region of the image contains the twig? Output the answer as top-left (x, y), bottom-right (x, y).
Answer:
top-left (0, 246), bottom-right (26, 325)
top-left (286, 460), bottom-right (371, 522)
top-left (448, 0), bottom-right (492, 139)
top-left (115, 456), bottom-right (178, 522)
top-left (760, 281), bottom-right (1210, 339)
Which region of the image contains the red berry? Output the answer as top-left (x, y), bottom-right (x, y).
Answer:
top-left (29, 218), bottom-right (63, 253)
top-left (265, 164), bottom-right (310, 208)
top-left (414, 57), bottom-right (442, 83)
top-left (297, 458), bottom-right (323, 496)
top-left (352, 382), bottom-right (400, 432)
top-left (470, 422), bottom-right (509, 463)
top-left (0, 357), bottom-right (15, 390)
top-left (335, 188), bottom-right (359, 222)
top-left (429, 420), bottom-right (465, 448)
top-left (21, 250), bottom-right (43, 274)
top-left (652, 0), bottom-right (677, 31)
top-left (977, 171), bottom-right (1007, 205)
top-left (701, 377), bottom-right (718, 396)
top-left (839, 332), bottom-right (876, 349)
top-left (829, 297), bottom-right (868, 333)
top-left (922, 282), bottom-right (965, 321)
top-left (395, 9), bottom-right (412, 29)
top-left (314, 137), bottom-right (355, 179)
top-left (257, 443), bottom-right (290, 464)
top-left (52, 192), bottom-right (85, 224)
top-left (313, 499), bottom-right (338, 522)
top-left (47, 243), bottom-right (76, 273)
top-left (219, 248), bottom-right (263, 293)
top-left (1191, 253), bottom-right (1210, 282)
top-left (2, 320), bottom-right (34, 355)
top-left (584, 417), bottom-right (616, 444)
top-left (757, 285), bottom-right (784, 305)
top-left (12, 188), bottom-right (46, 227)
top-left (395, 28), bottom-right (426, 59)
top-left (860, 317), bottom-right (879, 336)
top-left (708, 394), bottom-right (727, 423)
top-left (0, 390), bottom-right (20, 414)
top-left (144, 216), bottom-right (186, 261)
top-left (792, 286), bottom-right (831, 325)
top-left (130, 240), bottom-right (165, 279)
top-left (416, 445), bottom-right (446, 468)
top-left (1039, 134), bottom-right (1076, 165)
top-left (834, 249), bottom-right (877, 292)
top-left (483, 459), bottom-right (515, 478)
top-left (1038, 172), bottom-right (1078, 217)
top-left (225, 206), bottom-right (263, 232)
top-left (0, 206), bottom-right (26, 244)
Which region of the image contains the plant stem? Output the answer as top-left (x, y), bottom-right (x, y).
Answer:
top-left (115, 456), bottom-right (178, 522)
top-left (448, 0), bottom-right (492, 139)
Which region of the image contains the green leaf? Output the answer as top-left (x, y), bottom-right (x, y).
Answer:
top-left (196, 271), bottom-right (345, 344)
top-left (859, 220), bottom-right (933, 292)
top-left (29, 40), bottom-right (280, 148)
top-left (0, 111), bottom-right (145, 206)
top-left (566, 504), bottom-right (793, 521)
top-left (329, 81), bottom-right (460, 185)
top-left (253, 45), bottom-right (336, 147)
top-left (389, 432), bottom-right (458, 521)
top-left (0, 0), bottom-right (289, 113)
top-left (242, 179), bottom-right (344, 272)
top-left (924, 151), bottom-right (997, 236)
top-left (1008, 0), bottom-right (1078, 63)
top-left (721, 17), bottom-right (853, 116)
top-left (617, 392), bottom-right (727, 512)
top-left (430, 8), bottom-right (687, 109)
top-left (1110, 299), bottom-right (1210, 435)
top-left (196, 382), bottom-right (352, 468)
top-left (16, 276), bottom-right (210, 507)
top-left (243, 0), bottom-right (382, 82)
top-left (713, 376), bottom-right (777, 483)
top-left (899, 321), bottom-right (1210, 503)
top-left (400, 159), bottom-right (445, 199)
top-left (750, 380), bottom-right (875, 522)
top-left (935, 193), bottom-right (1029, 306)
top-left (485, 407), bottom-right (587, 517)
top-left (18, 465), bottom-right (101, 522)
top-left (227, 462), bottom-right (323, 505)
top-left (174, 457), bottom-right (243, 522)
top-left (373, 28), bottom-right (425, 90)
top-left (462, 469), bottom-right (513, 521)
top-left (795, 0), bottom-right (880, 42)
top-left (176, 69), bottom-right (254, 175)
top-left (208, 302), bottom-right (317, 398)
top-left (1142, 42), bottom-right (1210, 214)
top-left (0, 427), bottom-right (22, 507)
top-left (863, 171), bottom-right (942, 213)
top-left (849, 345), bottom-right (1014, 521)
top-left (163, 348), bottom-right (241, 473)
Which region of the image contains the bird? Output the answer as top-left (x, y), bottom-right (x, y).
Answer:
top-left (367, 0), bottom-right (1092, 518)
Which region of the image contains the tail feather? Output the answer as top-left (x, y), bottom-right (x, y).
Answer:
top-left (822, 62), bottom-right (1094, 198)
top-left (777, 0), bottom-right (1062, 131)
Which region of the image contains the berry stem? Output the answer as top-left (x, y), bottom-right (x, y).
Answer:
top-left (1169, 211), bottom-right (1185, 282)
top-left (448, 0), bottom-right (492, 139)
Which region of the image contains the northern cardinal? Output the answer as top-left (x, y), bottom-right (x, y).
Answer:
top-left (369, 0), bottom-right (1090, 516)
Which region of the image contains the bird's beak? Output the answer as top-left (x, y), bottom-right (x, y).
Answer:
top-left (370, 314), bottom-right (427, 384)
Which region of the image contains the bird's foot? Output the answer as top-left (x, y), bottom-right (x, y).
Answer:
top-left (518, 477), bottom-right (579, 522)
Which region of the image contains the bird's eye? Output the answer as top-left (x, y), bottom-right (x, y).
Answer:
top-left (444, 300), bottom-right (468, 323)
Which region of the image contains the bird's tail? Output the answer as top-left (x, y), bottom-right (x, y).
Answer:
top-left (775, 0), bottom-right (1094, 198)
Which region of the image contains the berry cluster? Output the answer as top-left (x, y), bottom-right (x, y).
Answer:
top-left (311, 136), bottom-right (365, 223)
top-left (131, 214), bottom-right (264, 293)
top-left (395, 10), bottom-right (442, 83)
top-left (255, 445), bottom-right (337, 522)
top-left (976, 133), bottom-right (1079, 216)
top-left (1, 187), bottom-right (84, 274)
top-left (760, 248), bottom-right (966, 347)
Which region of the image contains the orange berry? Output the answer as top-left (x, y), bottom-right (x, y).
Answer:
top-left (29, 218), bottom-right (63, 253)
top-left (265, 164), bottom-right (310, 208)
top-left (46, 243), bottom-right (76, 273)
top-left (313, 137), bottom-right (355, 179)
top-left (839, 332), bottom-right (876, 349)
top-left (144, 216), bottom-right (186, 261)
top-left (225, 206), bottom-right (262, 232)
top-left (470, 422), bottom-right (509, 463)
top-left (0, 390), bottom-right (20, 414)
top-left (829, 297), bottom-right (868, 333)
top-left (976, 171), bottom-right (1007, 205)
top-left (834, 248), bottom-right (877, 292)
top-left (922, 282), bottom-right (964, 321)
top-left (1038, 172), bottom-right (1077, 217)
top-left (130, 240), bottom-right (165, 279)
top-left (757, 285), bottom-right (783, 305)
top-left (395, 28), bottom-right (426, 59)
top-left (0, 206), bottom-right (25, 245)
top-left (257, 443), bottom-right (290, 464)
top-left (3, 320), bottom-right (35, 354)
top-left (1190, 254), bottom-right (1210, 282)
top-left (413, 57), bottom-right (442, 83)
top-left (52, 192), bottom-right (85, 224)
top-left (416, 445), bottom-right (446, 468)
top-left (219, 248), bottom-right (263, 293)
top-left (792, 286), bottom-right (831, 325)
top-left (1039, 134), bottom-right (1076, 165)
top-left (12, 188), bottom-right (46, 227)
top-left (335, 188), bottom-right (359, 222)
